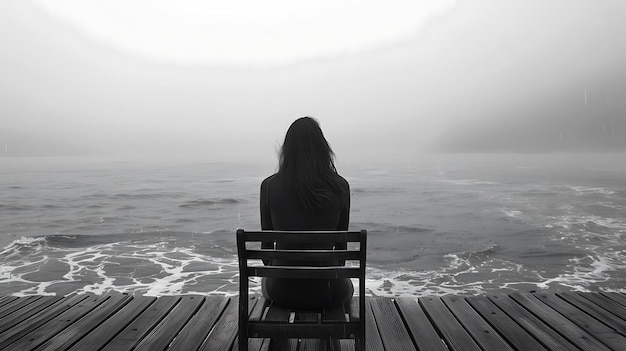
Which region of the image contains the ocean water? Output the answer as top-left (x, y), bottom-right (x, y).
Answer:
top-left (1, 153), bottom-right (625, 297)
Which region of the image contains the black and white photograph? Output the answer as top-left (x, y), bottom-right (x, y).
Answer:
top-left (1, 1), bottom-right (625, 349)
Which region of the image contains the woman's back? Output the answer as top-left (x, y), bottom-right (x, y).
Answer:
top-left (261, 173), bottom-right (350, 232)
top-left (259, 117), bottom-right (353, 309)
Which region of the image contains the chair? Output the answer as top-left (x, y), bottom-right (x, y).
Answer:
top-left (236, 229), bottom-right (367, 351)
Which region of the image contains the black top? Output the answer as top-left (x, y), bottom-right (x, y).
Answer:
top-left (260, 173), bottom-right (350, 231)
top-left (259, 173), bottom-right (353, 309)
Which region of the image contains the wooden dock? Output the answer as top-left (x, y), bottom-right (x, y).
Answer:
top-left (1, 292), bottom-right (625, 350)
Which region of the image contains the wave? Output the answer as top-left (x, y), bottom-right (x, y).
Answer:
top-left (439, 179), bottom-right (500, 186)
top-left (351, 222), bottom-right (433, 234)
top-left (0, 204), bottom-right (35, 211)
top-left (566, 185), bottom-right (616, 196)
top-left (178, 198), bottom-right (242, 208)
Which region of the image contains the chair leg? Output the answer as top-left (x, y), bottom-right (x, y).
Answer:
top-left (358, 337), bottom-right (365, 351)
top-left (238, 336), bottom-right (247, 351)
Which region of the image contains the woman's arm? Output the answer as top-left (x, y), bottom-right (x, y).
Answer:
top-left (260, 176), bottom-right (274, 264)
top-left (335, 179), bottom-right (350, 252)
top-left (260, 177), bottom-right (273, 231)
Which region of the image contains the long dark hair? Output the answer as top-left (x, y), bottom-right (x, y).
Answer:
top-left (278, 117), bottom-right (344, 211)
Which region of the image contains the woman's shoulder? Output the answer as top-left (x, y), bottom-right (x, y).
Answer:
top-left (262, 173), bottom-right (278, 183)
top-left (335, 173), bottom-right (350, 190)
top-left (261, 173), bottom-right (279, 189)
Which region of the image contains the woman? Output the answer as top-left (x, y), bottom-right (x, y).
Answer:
top-left (260, 117), bottom-right (352, 309)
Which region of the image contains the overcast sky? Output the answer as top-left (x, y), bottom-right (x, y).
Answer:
top-left (1, 0), bottom-right (625, 164)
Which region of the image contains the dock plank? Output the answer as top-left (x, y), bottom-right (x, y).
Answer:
top-left (134, 295), bottom-right (204, 351)
top-left (369, 298), bottom-right (416, 351)
top-left (364, 298), bottom-right (385, 351)
top-left (487, 294), bottom-right (579, 351)
top-left (67, 295), bottom-right (156, 351)
top-left (535, 292), bottom-right (626, 350)
top-left (0, 296), bottom-right (18, 309)
top-left (101, 295), bottom-right (180, 351)
top-left (5, 294), bottom-right (108, 351)
top-left (34, 295), bottom-right (131, 351)
top-left (0, 292), bottom-right (624, 350)
top-left (510, 292), bottom-right (611, 351)
top-left (579, 292), bottom-right (626, 320)
top-left (559, 292), bottom-right (626, 336)
top-left (167, 295), bottom-right (230, 351)
top-left (0, 296), bottom-right (41, 320)
top-left (442, 295), bottom-right (514, 351)
top-left (0, 296), bottom-right (63, 335)
top-left (466, 295), bottom-right (548, 351)
top-left (200, 297), bottom-right (240, 351)
top-left (396, 297), bottom-right (447, 351)
top-left (601, 292), bottom-right (626, 308)
top-left (419, 296), bottom-right (482, 351)
top-left (0, 294), bottom-right (88, 350)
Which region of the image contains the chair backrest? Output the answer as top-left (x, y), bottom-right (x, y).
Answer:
top-left (236, 229), bottom-right (367, 350)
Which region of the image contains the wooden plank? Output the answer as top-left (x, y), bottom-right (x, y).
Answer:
top-left (0, 296), bottom-right (63, 334)
top-left (487, 294), bottom-right (579, 351)
top-left (0, 296), bottom-right (18, 310)
top-left (534, 292), bottom-right (626, 350)
top-left (245, 337), bottom-right (271, 351)
top-left (559, 292), bottom-right (626, 336)
top-left (0, 294), bottom-right (88, 350)
top-left (268, 338), bottom-right (299, 350)
top-left (232, 297), bottom-right (274, 351)
top-left (242, 231), bottom-right (363, 243)
top-left (247, 266), bottom-right (360, 279)
top-left (465, 295), bottom-right (547, 351)
top-left (246, 249), bottom-right (361, 261)
top-left (101, 295), bottom-right (180, 351)
top-left (200, 296), bottom-right (240, 351)
top-left (419, 296), bottom-right (482, 351)
top-left (442, 295), bottom-right (514, 351)
top-left (244, 337), bottom-right (270, 351)
top-left (296, 309), bottom-right (319, 324)
top-left (364, 299), bottom-right (385, 351)
top-left (264, 302), bottom-right (292, 323)
top-left (339, 338), bottom-right (356, 351)
top-left (347, 297), bottom-right (360, 322)
top-left (68, 295), bottom-right (156, 351)
top-left (34, 295), bottom-right (131, 351)
top-left (1, 292), bottom-right (625, 351)
top-left (579, 292), bottom-right (626, 320)
top-left (167, 295), bottom-right (230, 351)
top-left (301, 338), bottom-right (324, 351)
top-left (258, 300), bottom-right (299, 346)
top-left (6, 294), bottom-right (108, 351)
top-left (510, 292), bottom-right (611, 351)
top-left (132, 295), bottom-right (204, 351)
top-left (249, 296), bottom-right (269, 322)
top-left (299, 338), bottom-right (344, 351)
top-left (369, 297), bottom-right (416, 351)
top-left (321, 304), bottom-right (346, 323)
top-left (0, 295), bottom-right (40, 319)
top-left (395, 297), bottom-right (450, 351)
top-left (249, 322), bottom-right (360, 339)
top-left (601, 292), bottom-right (626, 308)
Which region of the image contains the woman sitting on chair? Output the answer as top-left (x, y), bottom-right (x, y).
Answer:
top-left (260, 116), bottom-right (352, 309)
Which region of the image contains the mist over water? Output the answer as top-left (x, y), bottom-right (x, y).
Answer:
top-left (2, 1), bottom-right (626, 164)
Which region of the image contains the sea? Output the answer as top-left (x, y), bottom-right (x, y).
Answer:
top-left (1, 153), bottom-right (625, 298)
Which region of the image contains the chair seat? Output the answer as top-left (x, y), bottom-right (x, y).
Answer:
top-left (247, 297), bottom-right (361, 339)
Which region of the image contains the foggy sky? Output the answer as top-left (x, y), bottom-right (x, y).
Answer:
top-left (1, 0), bottom-right (625, 165)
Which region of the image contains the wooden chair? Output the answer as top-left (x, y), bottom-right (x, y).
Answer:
top-left (236, 229), bottom-right (367, 351)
